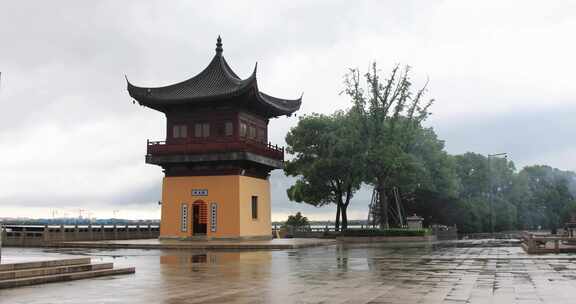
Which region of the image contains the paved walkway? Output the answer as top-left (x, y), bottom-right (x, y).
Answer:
top-left (2, 242), bottom-right (576, 303)
top-left (54, 238), bottom-right (336, 250)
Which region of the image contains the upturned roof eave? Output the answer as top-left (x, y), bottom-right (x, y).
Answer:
top-left (256, 91), bottom-right (302, 115)
top-left (127, 71), bottom-right (257, 106)
top-left (128, 76), bottom-right (301, 116)
top-left (126, 36), bottom-right (303, 117)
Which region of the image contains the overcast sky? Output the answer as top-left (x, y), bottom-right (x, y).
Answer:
top-left (1, 1), bottom-right (575, 221)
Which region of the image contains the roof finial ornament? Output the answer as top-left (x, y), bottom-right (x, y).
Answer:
top-left (215, 35), bottom-right (223, 55)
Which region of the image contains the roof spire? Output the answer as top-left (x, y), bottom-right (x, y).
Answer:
top-left (215, 35), bottom-right (223, 55)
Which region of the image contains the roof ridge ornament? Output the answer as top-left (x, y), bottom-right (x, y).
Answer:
top-left (215, 35), bottom-right (223, 55)
top-left (252, 62), bottom-right (258, 77)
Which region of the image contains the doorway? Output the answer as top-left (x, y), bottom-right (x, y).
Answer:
top-left (192, 201), bottom-right (207, 235)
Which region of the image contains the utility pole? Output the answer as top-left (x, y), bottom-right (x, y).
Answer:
top-left (488, 153), bottom-right (508, 237)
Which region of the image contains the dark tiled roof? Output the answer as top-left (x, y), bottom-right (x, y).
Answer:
top-left (258, 91), bottom-right (303, 114)
top-left (127, 37), bottom-right (301, 117)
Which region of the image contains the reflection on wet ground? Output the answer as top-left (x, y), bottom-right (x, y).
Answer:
top-left (1, 241), bottom-right (576, 303)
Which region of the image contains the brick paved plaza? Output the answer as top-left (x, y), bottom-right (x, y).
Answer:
top-left (1, 241), bottom-right (576, 303)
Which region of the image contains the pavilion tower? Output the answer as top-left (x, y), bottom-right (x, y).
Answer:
top-left (127, 37), bottom-right (301, 240)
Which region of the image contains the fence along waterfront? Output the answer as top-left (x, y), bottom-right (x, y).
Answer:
top-left (1, 224), bottom-right (160, 247)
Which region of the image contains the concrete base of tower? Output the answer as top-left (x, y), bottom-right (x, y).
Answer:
top-left (159, 175), bottom-right (272, 240)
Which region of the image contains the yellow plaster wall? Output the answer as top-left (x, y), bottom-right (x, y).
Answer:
top-left (238, 176), bottom-right (272, 237)
top-left (160, 175), bottom-right (241, 238)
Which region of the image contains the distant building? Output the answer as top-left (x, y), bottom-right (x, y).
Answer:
top-left (127, 37), bottom-right (301, 240)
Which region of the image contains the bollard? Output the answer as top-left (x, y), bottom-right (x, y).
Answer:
top-left (88, 224), bottom-right (93, 241)
top-left (21, 226), bottom-right (26, 246)
top-left (555, 239), bottom-right (560, 254)
top-left (527, 233), bottom-right (535, 254)
top-left (74, 225), bottom-right (79, 241)
top-left (43, 225), bottom-right (49, 244)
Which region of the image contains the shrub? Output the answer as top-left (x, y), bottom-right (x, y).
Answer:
top-left (282, 212), bottom-right (310, 229)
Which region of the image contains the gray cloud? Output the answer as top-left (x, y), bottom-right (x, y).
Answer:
top-left (0, 181), bottom-right (160, 209)
top-left (433, 104), bottom-right (576, 170)
top-left (1, 1), bottom-right (575, 220)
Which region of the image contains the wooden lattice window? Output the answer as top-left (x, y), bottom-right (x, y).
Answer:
top-left (240, 122), bottom-right (247, 137)
top-left (173, 125), bottom-right (188, 138)
top-left (224, 121), bottom-right (233, 136)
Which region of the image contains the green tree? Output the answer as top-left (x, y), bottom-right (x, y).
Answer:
top-left (519, 165), bottom-right (576, 232)
top-left (411, 152), bottom-right (576, 234)
top-left (282, 212), bottom-right (310, 229)
top-left (453, 153), bottom-right (490, 200)
top-left (284, 111), bottom-right (364, 230)
top-left (344, 63), bottom-right (454, 227)
top-left (452, 152), bottom-right (517, 232)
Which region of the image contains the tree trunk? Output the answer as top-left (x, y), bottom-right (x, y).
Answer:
top-left (341, 185), bottom-right (352, 231)
top-left (341, 203), bottom-right (348, 230)
top-left (377, 180), bottom-right (389, 228)
top-left (335, 203), bottom-right (341, 232)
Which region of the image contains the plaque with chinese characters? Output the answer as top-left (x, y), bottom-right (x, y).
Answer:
top-left (191, 189), bottom-right (208, 196)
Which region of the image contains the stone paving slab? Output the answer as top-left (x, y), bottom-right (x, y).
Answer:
top-left (0, 262), bottom-right (113, 280)
top-left (0, 267), bottom-right (135, 289)
top-left (0, 258), bottom-right (90, 271)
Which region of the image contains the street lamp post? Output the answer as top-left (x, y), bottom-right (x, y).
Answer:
top-left (488, 153), bottom-right (508, 238)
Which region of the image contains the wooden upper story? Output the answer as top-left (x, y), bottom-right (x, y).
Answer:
top-left (165, 110), bottom-right (268, 145)
top-left (147, 109), bottom-right (283, 162)
top-left (127, 37), bottom-right (301, 171)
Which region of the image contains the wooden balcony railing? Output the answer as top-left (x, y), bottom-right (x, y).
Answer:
top-left (147, 139), bottom-right (284, 161)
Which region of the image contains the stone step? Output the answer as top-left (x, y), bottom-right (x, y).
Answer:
top-left (0, 263), bottom-right (113, 281)
top-left (0, 257), bottom-right (91, 272)
top-left (0, 267), bottom-right (136, 289)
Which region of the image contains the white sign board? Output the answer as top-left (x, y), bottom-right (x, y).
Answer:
top-left (192, 189), bottom-right (208, 196)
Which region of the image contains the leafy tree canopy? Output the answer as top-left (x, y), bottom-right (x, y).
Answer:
top-left (282, 212), bottom-right (310, 228)
top-left (285, 111), bottom-right (364, 229)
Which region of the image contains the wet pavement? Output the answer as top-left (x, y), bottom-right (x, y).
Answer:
top-left (1, 241), bottom-right (576, 303)
top-left (57, 238), bottom-right (336, 250)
